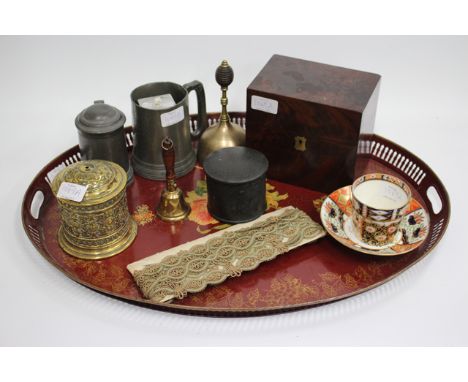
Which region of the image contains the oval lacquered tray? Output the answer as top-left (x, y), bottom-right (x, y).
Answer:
top-left (22, 112), bottom-right (450, 316)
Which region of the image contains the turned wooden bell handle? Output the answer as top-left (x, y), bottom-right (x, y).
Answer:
top-left (215, 60), bottom-right (234, 89)
top-left (216, 60), bottom-right (234, 123)
top-left (161, 137), bottom-right (176, 190)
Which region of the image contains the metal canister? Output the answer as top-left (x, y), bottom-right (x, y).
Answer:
top-left (51, 160), bottom-right (137, 260)
top-left (204, 147), bottom-right (269, 224)
top-left (75, 100), bottom-right (133, 183)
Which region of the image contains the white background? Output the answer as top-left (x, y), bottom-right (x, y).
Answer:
top-left (0, 36), bottom-right (466, 346)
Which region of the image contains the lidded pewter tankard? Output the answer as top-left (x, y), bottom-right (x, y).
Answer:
top-left (131, 81), bottom-right (208, 180)
top-left (75, 100), bottom-right (133, 184)
top-left (51, 160), bottom-right (137, 260)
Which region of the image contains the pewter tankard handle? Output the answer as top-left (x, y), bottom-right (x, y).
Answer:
top-left (183, 80), bottom-right (208, 140)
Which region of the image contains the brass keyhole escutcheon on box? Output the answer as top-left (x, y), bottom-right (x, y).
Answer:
top-left (294, 136), bottom-right (307, 152)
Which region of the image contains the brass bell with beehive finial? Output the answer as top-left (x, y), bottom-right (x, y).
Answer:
top-left (197, 60), bottom-right (246, 165)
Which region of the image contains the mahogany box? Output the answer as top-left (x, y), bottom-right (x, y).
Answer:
top-left (246, 54), bottom-right (381, 194)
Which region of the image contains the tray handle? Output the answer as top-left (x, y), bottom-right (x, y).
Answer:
top-left (22, 184), bottom-right (50, 249)
top-left (29, 189), bottom-right (45, 219)
top-left (426, 185), bottom-right (443, 215)
top-left (418, 178), bottom-right (449, 252)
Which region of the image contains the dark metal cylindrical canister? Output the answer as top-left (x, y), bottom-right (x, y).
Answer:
top-left (204, 147), bottom-right (269, 224)
top-left (51, 160), bottom-right (137, 260)
top-left (130, 81), bottom-right (207, 180)
top-left (75, 100), bottom-right (133, 184)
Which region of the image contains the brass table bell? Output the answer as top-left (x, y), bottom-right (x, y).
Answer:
top-left (197, 60), bottom-right (246, 164)
top-left (156, 137), bottom-right (191, 222)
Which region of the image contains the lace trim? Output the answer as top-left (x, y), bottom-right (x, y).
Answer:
top-left (131, 207), bottom-right (325, 303)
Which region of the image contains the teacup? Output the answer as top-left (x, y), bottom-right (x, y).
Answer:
top-left (351, 173), bottom-right (411, 246)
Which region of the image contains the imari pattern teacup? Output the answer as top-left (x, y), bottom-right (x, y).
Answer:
top-left (351, 173), bottom-right (412, 246)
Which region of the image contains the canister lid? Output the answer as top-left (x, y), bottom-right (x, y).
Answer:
top-left (51, 160), bottom-right (127, 206)
top-left (75, 100), bottom-right (126, 134)
top-left (204, 146), bottom-right (269, 184)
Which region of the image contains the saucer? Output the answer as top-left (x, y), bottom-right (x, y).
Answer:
top-left (320, 186), bottom-right (430, 256)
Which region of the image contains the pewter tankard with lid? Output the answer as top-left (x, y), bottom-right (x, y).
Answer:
top-left (75, 100), bottom-right (133, 183)
top-left (131, 81), bottom-right (208, 180)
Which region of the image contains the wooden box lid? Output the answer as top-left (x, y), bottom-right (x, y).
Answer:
top-left (248, 54), bottom-right (381, 113)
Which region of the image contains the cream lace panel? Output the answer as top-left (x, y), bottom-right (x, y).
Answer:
top-left (129, 207), bottom-right (325, 303)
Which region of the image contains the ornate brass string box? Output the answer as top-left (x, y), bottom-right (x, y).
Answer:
top-left (51, 160), bottom-right (137, 260)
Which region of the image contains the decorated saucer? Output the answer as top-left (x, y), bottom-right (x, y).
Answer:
top-left (320, 186), bottom-right (430, 256)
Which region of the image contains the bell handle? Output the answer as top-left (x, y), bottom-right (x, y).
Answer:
top-left (183, 80), bottom-right (208, 140)
top-left (161, 137), bottom-right (176, 191)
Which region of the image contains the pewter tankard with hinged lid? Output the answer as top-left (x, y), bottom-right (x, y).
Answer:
top-left (75, 100), bottom-right (133, 184)
top-left (131, 81), bottom-right (208, 180)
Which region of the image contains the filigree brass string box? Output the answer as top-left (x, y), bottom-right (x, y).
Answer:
top-left (51, 160), bottom-right (137, 260)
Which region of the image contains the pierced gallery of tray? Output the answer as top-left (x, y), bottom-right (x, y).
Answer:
top-left (22, 112), bottom-right (450, 316)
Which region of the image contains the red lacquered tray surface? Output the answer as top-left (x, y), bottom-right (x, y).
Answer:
top-left (22, 113), bottom-right (450, 316)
